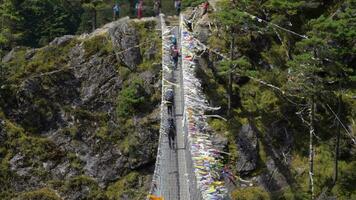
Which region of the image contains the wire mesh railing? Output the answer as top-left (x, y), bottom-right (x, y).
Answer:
top-left (148, 13), bottom-right (175, 198)
top-left (180, 14), bottom-right (230, 200)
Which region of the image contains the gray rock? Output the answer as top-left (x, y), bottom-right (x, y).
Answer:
top-left (236, 124), bottom-right (259, 174)
top-left (2, 47), bottom-right (22, 63)
top-left (109, 20), bottom-right (142, 70)
top-left (10, 154), bottom-right (26, 171)
top-left (49, 35), bottom-right (75, 46)
top-left (25, 49), bottom-right (37, 60)
top-left (211, 132), bottom-right (228, 151)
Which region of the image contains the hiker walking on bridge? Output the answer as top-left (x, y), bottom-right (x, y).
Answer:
top-left (167, 118), bottom-right (176, 149)
top-left (165, 88), bottom-right (174, 116)
top-left (174, 0), bottom-right (181, 15)
top-left (170, 45), bottom-right (180, 69)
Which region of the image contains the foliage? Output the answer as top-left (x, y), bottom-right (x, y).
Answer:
top-left (0, 0), bottom-right (82, 48)
top-left (203, 0), bottom-right (356, 198)
top-left (4, 38), bottom-right (77, 82)
top-left (116, 78), bottom-right (146, 118)
top-left (106, 171), bottom-right (150, 200)
top-left (231, 187), bottom-right (270, 200)
top-left (82, 34), bottom-right (113, 58)
top-left (182, 0), bottom-right (205, 8)
top-left (16, 188), bottom-right (61, 200)
top-left (55, 176), bottom-right (108, 199)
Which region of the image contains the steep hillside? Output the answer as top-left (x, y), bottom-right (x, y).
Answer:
top-left (184, 1), bottom-right (355, 199)
top-left (0, 17), bottom-right (161, 199)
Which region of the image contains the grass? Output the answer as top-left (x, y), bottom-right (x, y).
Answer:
top-left (106, 171), bottom-right (151, 200)
top-left (17, 188), bottom-right (61, 200)
top-left (4, 38), bottom-right (78, 82)
top-left (231, 187), bottom-right (270, 200)
top-left (82, 34), bottom-right (113, 59)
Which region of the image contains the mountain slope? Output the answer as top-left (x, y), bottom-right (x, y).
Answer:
top-left (0, 17), bottom-right (161, 200)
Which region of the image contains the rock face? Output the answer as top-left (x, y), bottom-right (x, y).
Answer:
top-left (109, 21), bottom-right (142, 70)
top-left (0, 18), bottom-right (160, 199)
top-left (236, 124), bottom-right (259, 174)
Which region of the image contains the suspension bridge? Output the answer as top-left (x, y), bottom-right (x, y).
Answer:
top-left (148, 13), bottom-right (230, 200)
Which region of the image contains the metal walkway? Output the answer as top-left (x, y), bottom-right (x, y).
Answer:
top-left (149, 15), bottom-right (189, 200)
top-left (149, 14), bottom-right (229, 200)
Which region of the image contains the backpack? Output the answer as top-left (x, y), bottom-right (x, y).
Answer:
top-left (171, 36), bottom-right (177, 45)
top-left (165, 90), bottom-right (174, 102)
top-left (168, 118), bottom-right (175, 130)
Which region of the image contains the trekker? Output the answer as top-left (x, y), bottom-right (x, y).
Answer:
top-left (184, 18), bottom-right (193, 31)
top-left (171, 35), bottom-right (177, 46)
top-left (137, 0), bottom-right (143, 19)
top-left (167, 118), bottom-right (176, 149)
top-left (153, 0), bottom-right (161, 16)
top-left (165, 89), bottom-right (174, 116)
top-left (113, 4), bottom-right (120, 20)
top-left (202, 1), bottom-right (209, 15)
top-left (222, 165), bottom-right (237, 186)
top-left (170, 45), bottom-right (179, 69)
top-left (174, 0), bottom-right (181, 15)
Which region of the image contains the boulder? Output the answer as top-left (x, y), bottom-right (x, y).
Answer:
top-left (236, 124), bottom-right (259, 174)
top-left (109, 20), bottom-right (142, 70)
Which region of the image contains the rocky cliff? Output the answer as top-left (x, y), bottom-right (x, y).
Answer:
top-left (0, 17), bottom-right (161, 200)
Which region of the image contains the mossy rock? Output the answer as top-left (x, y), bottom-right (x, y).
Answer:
top-left (82, 34), bottom-right (113, 59)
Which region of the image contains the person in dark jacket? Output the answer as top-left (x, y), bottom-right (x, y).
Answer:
top-left (167, 118), bottom-right (176, 149)
top-left (170, 45), bottom-right (179, 69)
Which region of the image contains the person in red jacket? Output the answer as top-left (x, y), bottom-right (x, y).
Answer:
top-left (202, 1), bottom-right (209, 15)
top-left (137, 0), bottom-right (143, 19)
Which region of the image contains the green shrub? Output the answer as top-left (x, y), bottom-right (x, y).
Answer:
top-left (7, 39), bottom-right (77, 81)
top-left (183, 0), bottom-right (205, 8)
top-left (15, 135), bottom-right (64, 164)
top-left (60, 176), bottom-right (108, 200)
top-left (116, 78), bottom-right (145, 118)
top-left (82, 34), bottom-right (113, 59)
top-left (106, 172), bottom-right (149, 200)
top-left (231, 187), bottom-right (270, 200)
top-left (17, 188), bottom-right (61, 200)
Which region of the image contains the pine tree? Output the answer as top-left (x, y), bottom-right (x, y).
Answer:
top-left (0, 0), bottom-right (23, 50)
top-left (82, 0), bottom-right (106, 32)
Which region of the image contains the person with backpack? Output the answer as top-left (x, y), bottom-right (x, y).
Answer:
top-left (170, 45), bottom-right (179, 69)
top-left (174, 0), bottom-right (181, 15)
top-left (171, 35), bottom-right (177, 46)
top-left (165, 89), bottom-right (174, 116)
top-left (113, 3), bottom-right (120, 20)
top-left (153, 0), bottom-right (161, 16)
top-left (202, 1), bottom-right (209, 15)
top-left (136, 0), bottom-right (143, 19)
top-left (167, 118), bottom-right (176, 149)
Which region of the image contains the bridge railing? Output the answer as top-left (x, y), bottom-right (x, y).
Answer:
top-left (180, 14), bottom-right (230, 200)
top-left (148, 13), bottom-right (174, 198)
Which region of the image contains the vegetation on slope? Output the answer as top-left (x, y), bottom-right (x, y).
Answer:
top-left (192, 0), bottom-right (355, 199)
top-left (0, 19), bottom-right (161, 199)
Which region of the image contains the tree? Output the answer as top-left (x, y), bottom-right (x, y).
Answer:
top-left (82, 0), bottom-right (106, 32)
top-left (213, 0), bottom-right (255, 116)
top-left (0, 0), bottom-right (23, 49)
top-left (305, 0), bottom-right (356, 192)
top-left (287, 40), bottom-right (326, 199)
top-left (0, 0), bottom-right (82, 47)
